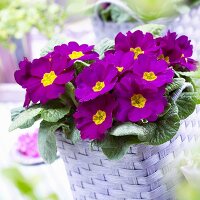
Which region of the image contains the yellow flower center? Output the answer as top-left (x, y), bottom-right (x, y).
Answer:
top-left (41, 71), bottom-right (57, 87)
top-left (92, 81), bottom-right (105, 92)
top-left (116, 66), bottom-right (124, 72)
top-left (143, 71), bottom-right (157, 81)
top-left (158, 54), bottom-right (170, 64)
top-left (69, 51), bottom-right (84, 60)
top-left (131, 94), bottom-right (147, 108)
top-left (92, 110), bottom-right (106, 125)
top-left (130, 47), bottom-right (144, 59)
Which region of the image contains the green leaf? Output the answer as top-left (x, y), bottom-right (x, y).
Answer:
top-left (165, 78), bottom-right (185, 95)
top-left (137, 123), bottom-right (157, 142)
top-left (60, 83), bottom-right (77, 107)
top-left (177, 70), bottom-right (200, 79)
top-left (110, 4), bottom-right (133, 23)
top-left (196, 92), bottom-right (200, 104)
top-left (63, 126), bottom-right (80, 144)
top-left (177, 68), bottom-right (200, 95)
top-left (38, 121), bottom-right (62, 164)
top-left (11, 106), bottom-right (25, 121)
top-left (110, 122), bottom-right (146, 137)
top-left (148, 104), bottom-right (180, 145)
top-left (70, 129), bottom-right (80, 144)
top-left (99, 4), bottom-right (112, 22)
top-left (131, 24), bottom-right (166, 37)
top-left (176, 92), bottom-right (197, 120)
top-left (96, 134), bottom-right (140, 160)
top-left (9, 106), bottom-right (42, 132)
top-left (75, 60), bottom-right (90, 67)
top-left (41, 106), bottom-right (70, 122)
top-left (74, 61), bottom-right (89, 75)
top-left (40, 37), bottom-right (66, 56)
top-left (94, 38), bottom-right (114, 59)
top-left (159, 103), bottom-right (172, 117)
top-left (18, 115), bottom-right (41, 129)
top-left (64, 82), bottom-right (78, 107)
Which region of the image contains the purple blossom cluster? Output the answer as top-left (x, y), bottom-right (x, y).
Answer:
top-left (15, 31), bottom-right (197, 141)
top-left (15, 42), bottom-right (98, 106)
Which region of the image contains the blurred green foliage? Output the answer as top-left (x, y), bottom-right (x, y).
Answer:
top-left (97, 0), bottom-right (200, 23)
top-left (188, 0), bottom-right (200, 5)
top-left (0, 0), bottom-right (68, 48)
top-left (99, 4), bottom-right (133, 23)
top-left (1, 167), bottom-right (59, 200)
top-left (124, 0), bottom-right (184, 22)
top-left (177, 181), bottom-right (200, 200)
top-left (66, 0), bottom-right (93, 16)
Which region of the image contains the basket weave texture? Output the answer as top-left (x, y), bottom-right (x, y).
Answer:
top-left (56, 106), bottom-right (200, 200)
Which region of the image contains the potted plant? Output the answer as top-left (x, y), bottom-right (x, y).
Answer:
top-left (9, 24), bottom-right (200, 199)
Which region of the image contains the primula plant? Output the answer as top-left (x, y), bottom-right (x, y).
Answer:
top-left (10, 25), bottom-right (200, 163)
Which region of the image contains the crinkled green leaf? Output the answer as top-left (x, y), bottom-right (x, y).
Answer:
top-left (9, 106), bottom-right (42, 132)
top-left (41, 107), bottom-right (70, 122)
top-left (138, 123), bottom-right (157, 142)
top-left (38, 121), bottom-right (62, 164)
top-left (94, 38), bottom-right (114, 58)
top-left (159, 103), bottom-right (172, 117)
top-left (196, 93), bottom-right (200, 104)
top-left (96, 135), bottom-right (140, 160)
top-left (11, 106), bottom-right (25, 121)
top-left (177, 70), bottom-right (200, 79)
top-left (148, 104), bottom-right (180, 145)
top-left (17, 115), bottom-right (41, 129)
top-left (165, 78), bottom-right (185, 95)
top-left (62, 125), bottom-right (80, 144)
top-left (110, 122), bottom-right (146, 137)
top-left (176, 92), bottom-right (197, 120)
top-left (68, 128), bottom-right (80, 144)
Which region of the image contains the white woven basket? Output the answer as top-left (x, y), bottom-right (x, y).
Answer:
top-left (56, 105), bottom-right (200, 200)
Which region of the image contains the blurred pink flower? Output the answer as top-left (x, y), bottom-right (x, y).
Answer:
top-left (16, 130), bottom-right (40, 158)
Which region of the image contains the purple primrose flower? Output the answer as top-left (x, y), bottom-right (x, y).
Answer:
top-left (156, 31), bottom-right (197, 71)
top-left (54, 42), bottom-right (99, 66)
top-left (75, 60), bottom-right (118, 102)
top-left (114, 73), bottom-right (167, 122)
top-left (74, 94), bottom-right (116, 140)
top-left (132, 55), bottom-right (174, 89)
top-left (15, 58), bottom-right (32, 107)
top-left (16, 54), bottom-right (74, 105)
top-left (115, 30), bottom-right (159, 60)
top-left (103, 51), bottom-right (135, 74)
